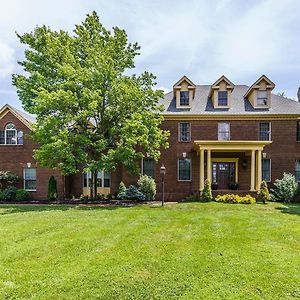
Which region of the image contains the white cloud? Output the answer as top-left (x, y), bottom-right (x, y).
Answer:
top-left (0, 41), bottom-right (15, 78)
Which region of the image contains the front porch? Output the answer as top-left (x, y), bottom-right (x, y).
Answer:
top-left (193, 140), bottom-right (272, 192)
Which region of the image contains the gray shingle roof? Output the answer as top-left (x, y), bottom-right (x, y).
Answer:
top-left (160, 85), bottom-right (300, 115)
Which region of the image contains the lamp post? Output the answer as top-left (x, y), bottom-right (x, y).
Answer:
top-left (160, 164), bottom-right (166, 206)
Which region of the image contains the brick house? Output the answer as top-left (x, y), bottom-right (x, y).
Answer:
top-left (1, 74), bottom-right (300, 201)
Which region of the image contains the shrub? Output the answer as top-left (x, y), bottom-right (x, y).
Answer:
top-left (0, 171), bottom-right (19, 190)
top-left (137, 175), bottom-right (156, 201)
top-left (95, 193), bottom-right (105, 201)
top-left (215, 194), bottom-right (256, 204)
top-left (117, 181), bottom-right (127, 200)
top-left (15, 189), bottom-right (29, 201)
top-left (79, 194), bottom-right (89, 201)
top-left (47, 176), bottom-right (58, 200)
top-left (124, 185), bottom-right (145, 201)
top-left (257, 180), bottom-right (270, 203)
top-left (271, 173), bottom-right (298, 202)
top-left (201, 179), bottom-right (212, 202)
top-left (0, 186), bottom-right (17, 201)
top-left (184, 193), bottom-right (200, 202)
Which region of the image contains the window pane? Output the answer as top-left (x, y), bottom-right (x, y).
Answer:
top-left (6, 130), bottom-right (16, 144)
top-left (0, 131), bottom-right (4, 144)
top-left (96, 171), bottom-right (102, 187)
top-left (17, 131), bottom-right (24, 144)
top-left (259, 122), bottom-right (270, 141)
top-left (295, 160), bottom-right (300, 181)
top-left (178, 158), bottom-right (191, 181)
top-left (24, 168), bottom-right (36, 190)
top-left (262, 159), bottom-right (271, 181)
top-left (5, 123), bottom-right (16, 130)
top-left (257, 90), bottom-right (268, 105)
top-left (179, 122), bottom-right (190, 142)
top-left (218, 91), bottom-right (228, 106)
top-left (180, 91), bottom-right (189, 106)
top-left (218, 122), bottom-right (230, 141)
top-left (143, 158), bottom-right (155, 178)
top-left (104, 172), bottom-right (111, 187)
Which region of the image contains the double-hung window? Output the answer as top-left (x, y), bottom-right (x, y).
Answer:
top-left (178, 158), bottom-right (191, 181)
top-left (259, 122), bottom-right (271, 141)
top-left (295, 160), bottom-right (300, 182)
top-left (218, 122), bottom-right (230, 141)
top-left (180, 91), bottom-right (189, 106)
top-left (257, 90), bottom-right (268, 106)
top-left (218, 91), bottom-right (228, 106)
top-left (142, 158), bottom-right (155, 178)
top-left (262, 159), bottom-right (271, 182)
top-left (24, 168), bottom-right (37, 191)
top-left (179, 122), bottom-right (191, 142)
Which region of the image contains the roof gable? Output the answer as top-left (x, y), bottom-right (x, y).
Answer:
top-left (173, 76), bottom-right (196, 88)
top-left (0, 104), bottom-right (35, 130)
top-left (244, 75), bottom-right (275, 98)
top-left (211, 75), bottom-right (234, 88)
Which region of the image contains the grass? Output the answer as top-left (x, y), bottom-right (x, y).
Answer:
top-left (0, 202), bottom-right (299, 299)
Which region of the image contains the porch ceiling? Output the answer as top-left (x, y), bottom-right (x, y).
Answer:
top-left (193, 140), bottom-right (272, 152)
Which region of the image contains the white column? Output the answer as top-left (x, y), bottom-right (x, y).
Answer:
top-left (207, 149), bottom-right (211, 183)
top-left (250, 150), bottom-right (255, 191)
top-left (200, 149), bottom-right (205, 191)
top-left (256, 150), bottom-right (262, 190)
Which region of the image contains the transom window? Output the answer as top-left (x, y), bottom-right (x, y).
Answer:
top-left (218, 91), bottom-right (228, 106)
top-left (24, 168), bottom-right (37, 191)
top-left (295, 160), bottom-right (300, 182)
top-left (218, 122), bottom-right (230, 141)
top-left (262, 159), bottom-right (271, 182)
top-left (179, 122), bottom-right (191, 142)
top-left (259, 122), bottom-right (271, 141)
top-left (178, 158), bottom-right (191, 181)
top-left (142, 158), bottom-right (155, 178)
top-left (257, 90), bottom-right (268, 106)
top-left (83, 171), bottom-right (111, 188)
top-left (180, 91), bottom-right (189, 106)
top-left (0, 123), bottom-right (23, 145)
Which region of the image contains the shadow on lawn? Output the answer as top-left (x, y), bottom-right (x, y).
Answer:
top-left (276, 203), bottom-right (300, 216)
top-left (0, 204), bottom-right (134, 215)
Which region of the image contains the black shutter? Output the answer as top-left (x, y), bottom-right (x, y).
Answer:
top-left (297, 122), bottom-right (300, 141)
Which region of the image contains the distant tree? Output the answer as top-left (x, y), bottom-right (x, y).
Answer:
top-left (12, 11), bottom-right (169, 199)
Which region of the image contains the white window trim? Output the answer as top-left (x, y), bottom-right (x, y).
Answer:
top-left (178, 158), bottom-right (192, 182)
top-left (23, 168), bottom-right (37, 192)
top-left (218, 122), bottom-right (230, 141)
top-left (262, 158), bottom-right (271, 183)
top-left (178, 122), bottom-right (191, 142)
top-left (259, 122), bottom-right (272, 141)
top-left (295, 159), bottom-right (300, 182)
top-left (0, 123), bottom-right (24, 146)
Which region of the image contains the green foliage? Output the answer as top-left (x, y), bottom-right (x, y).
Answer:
top-left (271, 173), bottom-right (298, 202)
top-left (0, 171), bottom-right (19, 190)
top-left (47, 176), bottom-right (58, 200)
top-left (79, 194), bottom-right (89, 201)
top-left (215, 194), bottom-right (256, 204)
top-left (117, 181), bottom-right (127, 200)
top-left (257, 180), bottom-right (270, 203)
top-left (201, 179), bottom-right (212, 202)
top-left (124, 185), bottom-right (145, 201)
top-left (15, 189), bottom-right (29, 201)
top-left (0, 186), bottom-right (18, 201)
top-left (12, 11), bottom-right (169, 182)
top-left (137, 175), bottom-right (156, 201)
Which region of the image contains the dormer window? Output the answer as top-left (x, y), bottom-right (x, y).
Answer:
top-left (218, 91), bottom-right (228, 106)
top-left (0, 123), bottom-right (23, 145)
top-left (257, 90), bottom-right (268, 106)
top-left (180, 91), bottom-right (189, 106)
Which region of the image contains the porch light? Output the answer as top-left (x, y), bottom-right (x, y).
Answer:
top-left (26, 162), bottom-right (31, 168)
top-left (182, 152), bottom-right (187, 158)
top-left (262, 152), bottom-right (267, 159)
top-left (160, 164), bottom-right (166, 206)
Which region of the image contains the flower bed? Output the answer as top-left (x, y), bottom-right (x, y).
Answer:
top-left (215, 194), bottom-right (256, 204)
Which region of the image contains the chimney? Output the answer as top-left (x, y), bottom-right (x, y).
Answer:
top-left (298, 87), bottom-right (300, 102)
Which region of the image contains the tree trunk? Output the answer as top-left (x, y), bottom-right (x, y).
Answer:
top-left (93, 169), bottom-right (98, 199)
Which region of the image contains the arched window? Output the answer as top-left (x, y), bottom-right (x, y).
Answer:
top-left (5, 123), bottom-right (17, 144)
top-left (0, 123), bottom-right (24, 145)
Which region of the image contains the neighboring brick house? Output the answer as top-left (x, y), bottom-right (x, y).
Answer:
top-left (1, 74), bottom-right (300, 201)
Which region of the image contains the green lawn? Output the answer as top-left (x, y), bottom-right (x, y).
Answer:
top-left (0, 202), bottom-right (299, 299)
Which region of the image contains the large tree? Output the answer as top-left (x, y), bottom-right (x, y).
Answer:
top-left (12, 11), bottom-right (169, 198)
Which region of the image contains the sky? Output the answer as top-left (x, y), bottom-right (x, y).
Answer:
top-left (0, 0), bottom-right (300, 110)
